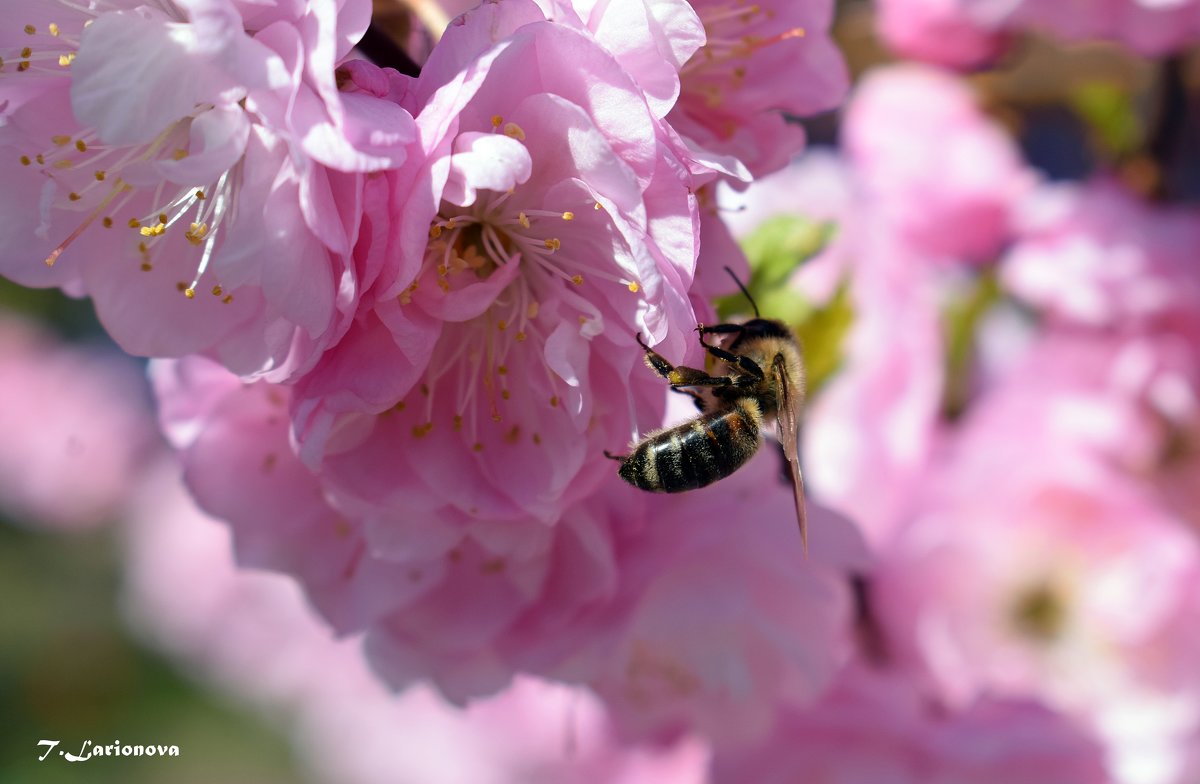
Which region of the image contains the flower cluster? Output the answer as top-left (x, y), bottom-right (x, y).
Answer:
top-left (1, 0), bottom-right (871, 744)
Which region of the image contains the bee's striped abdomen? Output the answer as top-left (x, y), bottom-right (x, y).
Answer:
top-left (618, 400), bottom-right (761, 493)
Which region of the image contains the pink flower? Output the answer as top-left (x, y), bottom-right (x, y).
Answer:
top-left (710, 667), bottom-right (1107, 784)
top-left (151, 356), bottom-right (427, 633)
top-left (987, 0), bottom-right (1200, 55)
top-left (0, 0), bottom-right (414, 377)
top-left (0, 313), bottom-right (157, 528)
top-left (156, 353), bottom-right (867, 726)
top-left (843, 64), bottom-right (1034, 265)
top-left (541, 0), bottom-right (706, 119)
top-left (1002, 181), bottom-right (1200, 534)
top-left (870, 336), bottom-right (1200, 782)
top-left (1003, 180), bottom-right (1200, 339)
top-left (875, 0), bottom-right (1010, 69)
top-left (803, 225), bottom-right (948, 544)
top-left (122, 461), bottom-right (710, 784)
top-left (570, 457), bottom-right (869, 747)
top-left (876, 0), bottom-right (1200, 58)
top-left (361, 451), bottom-right (868, 719)
top-left (292, 0), bottom-right (703, 528)
top-left (669, 0), bottom-right (849, 179)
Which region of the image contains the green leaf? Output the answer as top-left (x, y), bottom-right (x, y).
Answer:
top-left (1070, 81), bottom-right (1143, 159)
top-left (794, 279), bottom-right (854, 397)
top-left (941, 270), bottom-right (1002, 420)
top-left (717, 215), bottom-right (837, 323)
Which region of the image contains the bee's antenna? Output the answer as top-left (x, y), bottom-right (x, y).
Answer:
top-left (723, 265), bottom-right (759, 318)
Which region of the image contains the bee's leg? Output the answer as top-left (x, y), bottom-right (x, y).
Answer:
top-left (635, 332), bottom-right (678, 380)
top-left (635, 333), bottom-right (734, 389)
top-left (696, 323), bottom-right (745, 338)
top-left (696, 331), bottom-right (765, 380)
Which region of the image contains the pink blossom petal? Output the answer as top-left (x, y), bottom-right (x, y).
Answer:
top-left (71, 10), bottom-right (242, 146)
top-left (443, 132), bottom-right (533, 207)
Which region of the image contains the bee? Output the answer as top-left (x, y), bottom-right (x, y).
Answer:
top-left (606, 269), bottom-right (809, 551)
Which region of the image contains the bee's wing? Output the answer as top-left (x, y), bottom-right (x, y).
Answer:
top-left (772, 353), bottom-right (808, 554)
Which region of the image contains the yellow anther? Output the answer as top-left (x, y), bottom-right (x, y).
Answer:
top-left (176, 282), bottom-right (187, 292)
top-left (140, 262), bottom-right (152, 272)
top-left (17, 61), bottom-right (31, 72)
top-left (515, 331), bottom-right (527, 342)
top-left (158, 213), bottom-right (168, 224)
top-left (195, 190), bottom-right (205, 200)
top-left (94, 170), bottom-right (106, 181)
top-left (544, 238), bottom-right (561, 251)
top-left (562, 211), bottom-right (575, 221)
top-left (437, 279), bottom-right (451, 293)
top-left (491, 115), bottom-right (503, 128)
top-left (518, 212), bottom-right (530, 229)
top-left (222, 295), bottom-right (234, 304)
top-left (526, 301), bottom-right (539, 319)
top-left (491, 413), bottom-right (502, 423)
top-left (497, 320), bottom-right (508, 331)
top-left (532, 433), bottom-right (542, 445)
top-left (549, 395), bottom-right (559, 407)
top-left (21, 47), bottom-right (32, 58)
top-left (628, 281), bottom-right (640, 293)
top-left (412, 422), bottom-right (434, 438)
top-left (58, 53), bottom-right (74, 67)
top-left (101, 217), bottom-right (113, 228)
top-left (74, 140), bottom-right (87, 154)
top-left (48, 22), bottom-right (59, 36)
top-left (19, 155), bottom-right (31, 166)
top-left (594, 201), bottom-right (602, 210)
top-left (35, 153), bottom-right (44, 164)
top-left (186, 223), bottom-right (208, 245)
top-left (24, 24), bottom-right (36, 34)
top-left (139, 224), bottom-right (165, 237)
top-left (497, 365), bottom-right (508, 375)
top-left (445, 218), bottom-right (457, 229)
top-left (128, 218), bottom-right (141, 228)
top-left (67, 192), bottom-right (80, 202)
top-left (52, 159), bottom-right (72, 169)
top-left (503, 122), bottom-right (526, 141)
top-left (501, 389), bottom-right (511, 400)
top-left (453, 414), bottom-right (463, 431)
top-left (571, 274), bottom-right (583, 285)
top-left (429, 224), bottom-right (443, 239)
top-left (137, 242), bottom-right (148, 254)
top-left (436, 263), bottom-right (448, 276)
top-left (171, 149), bottom-right (187, 160)
top-left (184, 287), bottom-right (196, 299)
top-left (211, 285), bottom-right (223, 296)
top-left (51, 134), bottom-right (70, 146)
top-left (579, 315), bottom-right (589, 325)
top-left (472, 442), bottom-right (484, 452)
